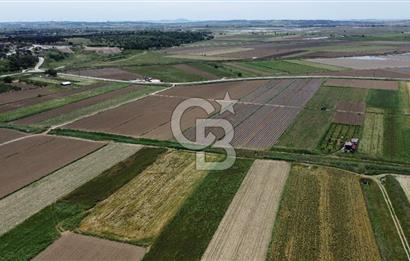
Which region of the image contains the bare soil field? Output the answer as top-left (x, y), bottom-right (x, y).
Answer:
top-left (0, 143), bottom-right (141, 236)
top-left (325, 79), bottom-right (398, 90)
top-left (202, 160), bottom-right (290, 261)
top-left (67, 68), bottom-right (141, 81)
top-left (33, 232), bottom-right (145, 261)
top-left (161, 80), bottom-right (268, 100)
top-left (13, 85), bottom-right (142, 125)
top-left (0, 83), bottom-right (105, 113)
top-left (173, 64), bottom-right (219, 80)
top-left (80, 151), bottom-right (209, 243)
top-left (84, 46), bottom-right (122, 54)
top-left (166, 45), bottom-right (254, 57)
top-left (396, 176), bottom-right (410, 203)
top-left (361, 108), bottom-right (384, 156)
top-left (65, 95), bottom-right (207, 140)
top-left (268, 165), bottom-right (381, 261)
top-left (333, 111), bottom-right (365, 125)
top-left (0, 128), bottom-right (26, 144)
top-left (0, 135), bottom-right (104, 198)
top-left (309, 53), bottom-right (410, 70)
top-left (336, 101), bottom-right (366, 113)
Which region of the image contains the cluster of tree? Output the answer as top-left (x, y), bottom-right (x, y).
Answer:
top-left (0, 52), bottom-right (37, 73)
top-left (87, 30), bottom-right (213, 50)
top-left (0, 77), bottom-right (21, 94)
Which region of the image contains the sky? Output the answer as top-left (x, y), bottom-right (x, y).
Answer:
top-left (0, 0), bottom-right (410, 22)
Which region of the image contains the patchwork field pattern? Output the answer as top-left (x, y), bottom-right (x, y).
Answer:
top-left (0, 135), bottom-right (104, 198)
top-left (80, 151), bottom-right (209, 244)
top-left (33, 232), bottom-right (145, 261)
top-left (202, 160), bottom-right (290, 261)
top-left (0, 143), bottom-right (141, 236)
top-left (361, 109), bottom-right (384, 156)
top-left (320, 123), bottom-right (361, 153)
top-left (325, 79), bottom-right (398, 90)
top-left (268, 165), bottom-right (381, 261)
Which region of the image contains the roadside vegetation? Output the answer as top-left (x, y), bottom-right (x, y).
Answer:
top-left (143, 158), bottom-right (253, 261)
top-left (361, 178), bottom-right (408, 261)
top-left (384, 176), bottom-right (410, 243)
top-left (0, 147), bottom-right (165, 260)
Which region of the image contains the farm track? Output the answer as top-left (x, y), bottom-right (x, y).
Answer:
top-left (202, 160), bottom-right (290, 261)
top-left (371, 176), bottom-right (410, 260)
top-left (0, 143), bottom-right (142, 236)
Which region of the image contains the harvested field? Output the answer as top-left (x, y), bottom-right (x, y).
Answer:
top-left (320, 123), bottom-right (361, 153)
top-left (400, 82), bottom-right (410, 114)
top-left (268, 165), bottom-right (381, 261)
top-left (80, 151), bottom-right (209, 244)
top-left (396, 176), bottom-right (410, 203)
top-left (202, 160), bottom-right (290, 261)
top-left (336, 101), bottom-right (366, 113)
top-left (65, 95), bottom-right (208, 140)
top-left (0, 135), bottom-right (104, 198)
top-left (308, 53), bottom-right (410, 70)
top-left (33, 232), bottom-right (145, 261)
top-left (0, 128), bottom-right (26, 144)
top-left (13, 85), bottom-right (142, 125)
top-left (67, 68), bottom-right (140, 81)
top-left (84, 46), bottom-right (122, 54)
top-left (325, 79), bottom-right (398, 90)
top-left (0, 143), bottom-right (141, 236)
top-left (173, 64), bottom-right (219, 80)
top-left (333, 111), bottom-right (365, 125)
top-left (361, 109), bottom-right (384, 156)
top-left (161, 80), bottom-right (268, 100)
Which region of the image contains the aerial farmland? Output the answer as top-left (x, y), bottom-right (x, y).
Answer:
top-left (1, 17), bottom-right (410, 261)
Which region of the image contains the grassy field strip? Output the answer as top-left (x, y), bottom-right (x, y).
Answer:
top-left (288, 59), bottom-right (345, 71)
top-left (39, 85), bottom-right (164, 127)
top-left (376, 177), bottom-right (410, 259)
top-left (0, 82), bottom-right (129, 122)
top-left (361, 179), bottom-right (409, 260)
top-left (80, 151), bottom-right (210, 245)
top-left (361, 109), bottom-right (384, 156)
top-left (400, 82), bottom-right (410, 114)
top-left (143, 159), bottom-right (253, 261)
top-left (201, 160), bottom-right (290, 261)
top-left (396, 176), bottom-right (410, 202)
top-left (28, 76), bottom-right (97, 86)
top-left (0, 143), bottom-right (142, 236)
top-left (268, 165), bottom-right (381, 261)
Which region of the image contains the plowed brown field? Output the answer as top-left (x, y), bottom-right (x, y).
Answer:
top-left (202, 160), bottom-right (290, 261)
top-left (325, 79), bottom-right (398, 90)
top-left (0, 128), bottom-right (26, 144)
top-left (33, 232), bottom-right (145, 261)
top-left (0, 135), bottom-right (104, 198)
top-left (333, 111), bottom-right (365, 125)
top-left (173, 64), bottom-right (218, 80)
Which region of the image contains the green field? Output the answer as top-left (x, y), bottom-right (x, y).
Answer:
top-left (319, 123), bottom-right (361, 153)
top-left (384, 176), bottom-right (410, 244)
top-left (361, 179), bottom-right (408, 261)
top-left (277, 110), bottom-right (332, 151)
top-left (126, 65), bottom-right (204, 82)
top-left (306, 86), bottom-right (368, 110)
top-left (0, 147), bottom-right (165, 260)
top-left (287, 59), bottom-right (346, 71)
top-left (142, 158), bottom-right (253, 261)
top-left (27, 75), bottom-right (97, 87)
top-left (0, 82), bottom-right (128, 122)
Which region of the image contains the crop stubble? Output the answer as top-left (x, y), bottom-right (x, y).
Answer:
top-left (201, 160), bottom-right (290, 261)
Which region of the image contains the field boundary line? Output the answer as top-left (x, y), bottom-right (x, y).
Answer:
top-left (373, 177), bottom-right (410, 260)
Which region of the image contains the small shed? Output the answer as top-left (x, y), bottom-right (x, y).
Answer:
top-left (61, 81), bottom-right (72, 87)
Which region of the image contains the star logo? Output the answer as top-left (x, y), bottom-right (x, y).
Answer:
top-left (216, 92), bottom-right (237, 114)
